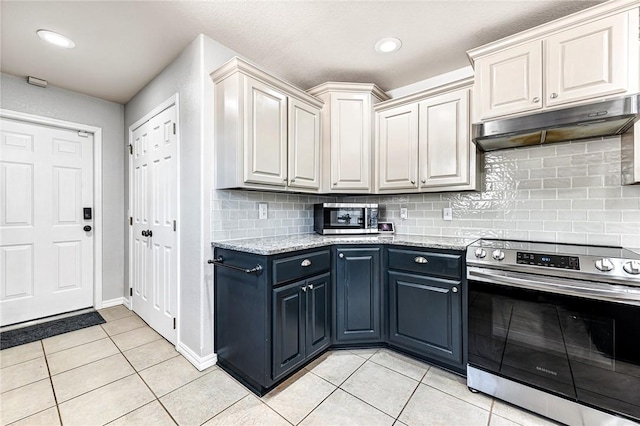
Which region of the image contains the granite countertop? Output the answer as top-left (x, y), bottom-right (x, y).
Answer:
top-left (212, 233), bottom-right (478, 255)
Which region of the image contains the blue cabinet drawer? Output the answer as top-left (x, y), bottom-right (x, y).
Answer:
top-left (272, 250), bottom-right (330, 285)
top-left (387, 248), bottom-right (461, 279)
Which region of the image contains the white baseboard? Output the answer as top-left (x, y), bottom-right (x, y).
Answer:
top-left (177, 342), bottom-right (218, 371)
top-left (101, 297), bottom-right (127, 309)
top-left (122, 297), bottom-right (131, 309)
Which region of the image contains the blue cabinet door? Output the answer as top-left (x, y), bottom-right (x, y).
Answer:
top-left (272, 281), bottom-right (306, 380)
top-left (335, 247), bottom-right (382, 342)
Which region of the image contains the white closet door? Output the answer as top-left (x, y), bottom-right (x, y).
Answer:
top-left (0, 118), bottom-right (94, 326)
top-left (131, 105), bottom-right (177, 344)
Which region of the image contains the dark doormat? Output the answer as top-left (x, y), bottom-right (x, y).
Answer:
top-left (1, 311), bottom-right (106, 350)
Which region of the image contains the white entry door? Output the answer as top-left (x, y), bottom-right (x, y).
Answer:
top-left (0, 118), bottom-right (94, 326)
top-left (131, 105), bottom-right (177, 344)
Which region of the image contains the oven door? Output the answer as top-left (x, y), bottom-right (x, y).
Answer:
top-left (467, 266), bottom-right (640, 422)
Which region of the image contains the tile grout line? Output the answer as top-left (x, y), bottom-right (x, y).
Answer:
top-left (392, 365), bottom-right (429, 423)
top-left (42, 340), bottom-right (64, 426)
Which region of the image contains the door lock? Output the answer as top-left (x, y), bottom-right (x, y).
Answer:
top-left (83, 225), bottom-right (92, 232)
top-left (141, 230), bottom-right (153, 237)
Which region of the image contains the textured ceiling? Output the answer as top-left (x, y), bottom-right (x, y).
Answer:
top-left (0, 1), bottom-right (604, 104)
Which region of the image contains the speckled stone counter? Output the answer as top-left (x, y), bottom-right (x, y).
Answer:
top-left (212, 233), bottom-right (478, 255)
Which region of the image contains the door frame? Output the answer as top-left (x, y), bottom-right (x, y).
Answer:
top-left (127, 93), bottom-right (180, 345)
top-left (0, 108), bottom-right (104, 309)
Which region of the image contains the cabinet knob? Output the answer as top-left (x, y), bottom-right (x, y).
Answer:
top-left (308, 284), bottom-right (314, 290)
top-left (301, 259), bottom-right (311, 267)
top-left (550, 93), bottom-right (558, 99)
top-left (301, 286), bottom-right (308, 292)
top-left (414, 256), bottom-right (428, 264)
top-left (452, 287), bottom-right (458, 293)
top-left (410, 180), bottom-right (415, 185)
top-left (532, 97), bottom-right (540, 103)
top-left (339, 253), bottom-right (344, 258)
top-left (291, 178), bottom-right (295, 183)
top-left (283, 177), bottom-right (288, 181)
top-left (421, 179), bottom-right (426, 184)
top-left (333, 182), bottom-right (337, 186)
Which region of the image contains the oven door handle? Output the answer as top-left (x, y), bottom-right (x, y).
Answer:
top-left (467, 266), bottom-right (640, 306)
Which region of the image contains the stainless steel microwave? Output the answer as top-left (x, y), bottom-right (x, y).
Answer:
top-left (313, 203), bottom-right (378, 235)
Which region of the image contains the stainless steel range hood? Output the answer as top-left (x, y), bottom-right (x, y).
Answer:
top-left (472, 95), bottom-right (640, 152)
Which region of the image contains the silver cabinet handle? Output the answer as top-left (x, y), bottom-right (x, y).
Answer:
top-left (339, 253), bottom-right (344, 258)
top-left (452, 287), bottom-right (458, 293)
top-left (301, 259), bottom-right (311, 267)
top-left (414, 256), bottom-right (428, 264)
top-left (550, 93), bottom-right (558, 99)
top-left (532, 97), bottom-right (540, 103)
top-left (301, 285), bottom-right (308, 292)
top-left (308, 284), bottom-right (314, 290)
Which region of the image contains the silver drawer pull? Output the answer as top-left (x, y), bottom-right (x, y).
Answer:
top-left (414, 256), bottom-right (428, 264)
top-left (452, 287), bottom-right (458, 293)
top-left (301, 259), bottom-right (312, 267)
top-left (308, 284), bottom-right (314, 290)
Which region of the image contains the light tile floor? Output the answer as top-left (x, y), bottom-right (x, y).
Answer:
top-left (0, 305), bottom-right (559, 426)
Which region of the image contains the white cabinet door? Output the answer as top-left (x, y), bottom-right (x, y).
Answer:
top-left (477, 40), bottom-right (543, 119)
top-left (330, 93), bottom-right (372, 191)
top-left (546, 13), bottom-right (629, 107)
top-left (377, 104), bottom-right (419, 191)
top-left (288, 98), bottom-right (321, 191)
top-left (243, 76), bottom-right (288, 186)
top-left (418, 89), bottom-right (470, 188)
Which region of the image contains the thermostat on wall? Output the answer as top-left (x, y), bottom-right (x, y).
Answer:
top-left (378, 222), bottom-right (394, 234)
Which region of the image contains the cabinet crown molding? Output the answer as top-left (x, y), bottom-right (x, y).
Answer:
top-left (466, 0), bottom-right (639, 65)
top-left (306, 82), bottom-right (390, 102)
top-left (210, 56), bottom-right (324, 108)
top-left (374, 77), bottom-right (474, 112)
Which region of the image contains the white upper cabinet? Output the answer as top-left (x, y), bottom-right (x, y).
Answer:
top-left (377, 103), bottom-right (419, 191)
top-left (469, 2), bottom-right (639, 121)
top-left (288, 97), bottom-right (321, 190)
top-left (243, 76), bottom-right (288, 186)
top-left (419, 89), bottom-right (470, 188)
top-left (211, 57), bottom-right (323, 192)
top-left (476, 41), bottom-right (543, 119)
top-left (545, 13), bottom-right (629, 107)
top-left (374, 81), bottom-right (477, 193)
top-left (307, 83), bottom-right (389, 193)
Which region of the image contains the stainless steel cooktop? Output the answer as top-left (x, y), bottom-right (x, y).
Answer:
top-left (467, 239), bottom-right (640, 286)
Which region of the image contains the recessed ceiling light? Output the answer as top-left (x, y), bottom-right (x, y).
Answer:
top-left (37, 29), bottom-right (75, 49)
top-left (375, 37), bottom-right (402, 53)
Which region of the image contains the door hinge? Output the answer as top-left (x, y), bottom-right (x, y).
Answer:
top-left (129, 288), bottom-right (133, 296)
top-left (173, 123), bottom-right (176, 135)
top-left (128, 144), bottom-right (133, 155)
top-left (173, 318), bottom-right (176, 329)
top-left (78, 131), bottom-right (89, 138)
top-left (129, 217), bottom-right (133, 226)
top-left (173, 220), bottom-right (176, 232)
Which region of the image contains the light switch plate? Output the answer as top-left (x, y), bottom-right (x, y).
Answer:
top-left (400, 208), bottom-right (408, 219)
top-left (443, 207), bottom-right (453, 221)
top-left (259, 203), bottom-right (268, 220)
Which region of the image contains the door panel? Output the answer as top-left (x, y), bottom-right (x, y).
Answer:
top-left (288, 98), bottom-right (321, 190)
top-left (335, 247), bottom-right (381, 342)
top-left (131, 104), bottom-right (178, 344)
top-left (377, 104), bottom-right (419, 191)
top-left (389, 271), bottom-right (462, 363)
top-left (306, 273), bottom-right (331, 358)
top-left (273, 281), bottom-right (305, 380)
top-left (0, 118), bottom-right (93, 326)
top-left (546, 13), bottom-right (629, 107)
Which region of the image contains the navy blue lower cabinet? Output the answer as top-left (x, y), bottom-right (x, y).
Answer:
top-left (272, 272), bottom-right (331, 381)
top-left (334, 247), bottom-right (382, 343)
top-left (388, 270), bottom-right (462, 365)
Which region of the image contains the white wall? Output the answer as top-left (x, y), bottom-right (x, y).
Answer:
top-left (124, 34), bottom-right (237, 367)
top-left (0, 72), bottom-right (126, 302)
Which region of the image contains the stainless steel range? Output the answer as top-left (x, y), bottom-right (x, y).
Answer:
top-left (465, 239), bottom-right (640, 426)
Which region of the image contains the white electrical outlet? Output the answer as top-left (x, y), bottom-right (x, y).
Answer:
top-left (400, 208), bottom-right (408, 219)
top-left (259, 203), bottom-right (268, 220)
top-left (443, 207), bottom-right (453, 221)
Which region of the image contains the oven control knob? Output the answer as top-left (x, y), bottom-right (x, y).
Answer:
top-left (474, 248), bottom-right (487, 258)
top-left (492, 249), bottom-right (505, 261)
top-left (595, 258), bottom-right (614, 272)
top-left (623, 260), bottom-right (640, 275)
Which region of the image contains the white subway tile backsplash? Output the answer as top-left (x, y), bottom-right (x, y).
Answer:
top-left (211, 137), bottom-right (639, 247)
